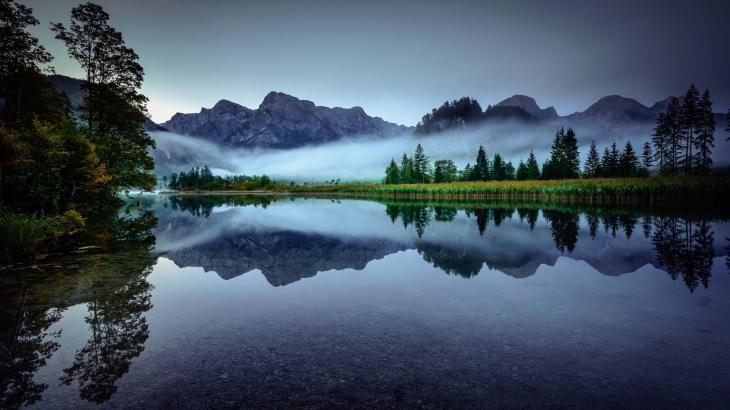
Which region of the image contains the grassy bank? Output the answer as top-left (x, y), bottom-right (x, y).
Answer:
top-left (286, 176), bottom-right (730, 205)
top-left (0, 210), bottom-right (87, 265)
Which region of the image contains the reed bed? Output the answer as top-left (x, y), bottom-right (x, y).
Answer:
top-left (290, 176), bottom-right (730, 205)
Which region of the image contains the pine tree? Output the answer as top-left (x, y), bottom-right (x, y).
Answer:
top-left (693, 89), bottom-right (714, 174)
top-left (680, 84), bottom-right (701, 174)
top-left (620, 141), bottom-right (639, 177)
top-left (385, 158), bottom-right (400, 184)
top-left (601, 143), bottom-right (620, 178)
top-left (516, 160), bottom-right (528, 180)
top-left (641, 141), bottom-right (653, 176)
top-left (563, 128), bottom-right (580, 178)
top-left (461, 163), bottom-right (473, 181)
top-left (492, 154), bottom-right (506, 180)
top-left (652, 112), bottom-right (668, 174)
top-left (413, 143), bottom-right (429, 183)
top-left (473, 145), bottom-right (490, 181)
top-left (525, 150), bottom-right (540, 180)
top-left (399, 153), bottom-right (412, 183)
top-left (583, 141), bottom-right (601, 178)
top-left (665, 97), bottom-right (682, 175)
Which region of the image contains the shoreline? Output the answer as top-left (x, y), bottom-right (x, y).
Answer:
top-left (155, 176), bottom-right (730, 205)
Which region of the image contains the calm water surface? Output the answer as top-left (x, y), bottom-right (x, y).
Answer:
top-left (2, 195), bottom-right (730, 409)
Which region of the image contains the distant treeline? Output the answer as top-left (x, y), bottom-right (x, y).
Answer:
top-left (388, 85), bottom-right (727, 183)
top-left (167, 166), bottom-right (279, 191)
top-left (386, 128), bottom-right (650, 184)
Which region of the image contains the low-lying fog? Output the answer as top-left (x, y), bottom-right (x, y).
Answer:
top-left (151, 121), bottom-right (730, 182)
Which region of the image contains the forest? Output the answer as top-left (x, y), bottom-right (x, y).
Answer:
top-left (388, 85), bottom-right (726, 184)
top-left (0, 0), bottom-right (155, 262)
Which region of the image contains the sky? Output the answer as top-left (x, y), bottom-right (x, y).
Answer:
top-left (23, 0), bottom-right (730, 125)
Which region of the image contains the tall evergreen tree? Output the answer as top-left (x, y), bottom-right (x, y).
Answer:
top-left (546, 127), bottom-right (580, 179)
top-left (473, 145), bottom-right (490, 181)
top-left (694, 89), bottom-right (715, 174)
top-left (641, 141), bottom-right (653, 176)
top-left (680, 84), bottom-right (701, 174)
top-left (385, 158), bottom-right (400, 184)
top-left (516, 159), bottom-right (528, 180)
top-left (492, 154), bottom-right (506, 180)
top-left (619, 141), bottom-right (639, 177)
top-left (525, 150), bottom-right (540, 180)
top-left (652, 112), bottom-right (668, 174)
top-left (399, 153), bottom-right (412, 183)
top-left (600, 143), bottom-right (620, 178)
top-left (583, 141), bottom-right (601, 178)
top-left (665, 97), bottom-right (683, 175)
top-left (461, 163), bottom-right (473, 181)
top-left (412, 143), bottom-right (430, 183)
top-left (52, 3), bottom-right (155, 191)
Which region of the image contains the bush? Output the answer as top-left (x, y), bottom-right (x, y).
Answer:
top-left (0, 210), bottom-right (86, 264)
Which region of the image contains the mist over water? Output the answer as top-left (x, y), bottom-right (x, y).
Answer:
top-left (151, 119), bottom-right (730, 182)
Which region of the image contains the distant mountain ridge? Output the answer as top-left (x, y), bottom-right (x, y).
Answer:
top-left (162, 92), bottom-right (410, 149)
top-left (47, 74), bottom-right (166, 132)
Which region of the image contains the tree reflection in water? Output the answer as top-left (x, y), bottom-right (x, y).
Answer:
top-left (381, 200), bottom-right (724, 290)
top-left (0, 208), bottom-right (157, 408)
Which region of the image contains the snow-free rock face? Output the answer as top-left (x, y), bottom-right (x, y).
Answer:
top-left (566, 95), bottom-right (657, 126)
top-left (162, 92), bottom-right (410, 149)
top-left (496, 94), bottom-right (558, 121)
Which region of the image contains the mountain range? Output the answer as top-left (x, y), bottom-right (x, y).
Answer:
top-left (48, 74), bottom-right (727, 153)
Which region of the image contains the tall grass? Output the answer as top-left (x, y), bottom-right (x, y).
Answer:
top-left (0, 210), bottom-right (86, 264)
top-left (290, 176), bottom-right (730, 205)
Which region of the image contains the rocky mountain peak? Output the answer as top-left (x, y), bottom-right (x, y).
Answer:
top-left (496, 94), bottom-right (558, 120)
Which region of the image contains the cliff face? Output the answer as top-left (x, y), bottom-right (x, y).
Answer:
top-left (161, 92), bottom-right (410, 149)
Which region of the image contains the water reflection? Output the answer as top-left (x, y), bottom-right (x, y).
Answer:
top-left (152, 195), bottom-right (729, 291)
top-left (1, 195), bottom-right (730, 407)
top-left (0, 208), bottom-right (157, 408)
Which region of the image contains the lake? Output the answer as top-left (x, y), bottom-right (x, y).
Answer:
top-left (2, 194), bottom-right (729, 409)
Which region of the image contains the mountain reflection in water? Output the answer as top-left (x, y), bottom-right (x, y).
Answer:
top-left (158, 195), bottom-right (727, 291)
top-left (1, 194), bottom-right (729, 409)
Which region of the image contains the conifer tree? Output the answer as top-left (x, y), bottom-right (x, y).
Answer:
top-left (641, 141), bottom-right (653, 176)
top-left (473, 145), bottom-right (490, 181)
top-left (413, 143), bottom-right (429, 182)
top-left (694, 89), bottom-right (715, 174)
top-left (516, 160), bottom-right (528, 180)
top-left (652, 112), bottom-right (668, 174)
top-left (525, 150), bottom-right (540, 180)
top-left (680, 84), bottom-right (700, 174)
top-left (620, 141), bottom-right (639, 177)
top-left (385, 158), bottom-right (400, 184)
top-left (399, 153), bottom-right (412, 183)
top-left (492, 153), bottom-right (506, 180)
top-left (583, 141), bottom-right (601, 178)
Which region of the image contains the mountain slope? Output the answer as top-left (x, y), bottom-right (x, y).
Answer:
top-left (162, 92), bottom-right (410, 149)
top-left (47, 74), bottom-right (166, 131)
top-left (496, 94), bottom-right (558, 121)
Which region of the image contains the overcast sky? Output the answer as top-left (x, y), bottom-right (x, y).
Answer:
top-left (23, 0), bottom-right (730, 125)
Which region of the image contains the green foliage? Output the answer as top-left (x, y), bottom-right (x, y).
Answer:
top-left (525, 151), bottom-right (540, 180)
top-left (414, 97), bottom-right (482, 135)
top-left (543, 127), bottom-right (580, 179)
top-left (472, 145), bottom-right (490, 181)
top-left (52, 2), bottom-right (155, 192)
top-left (433, 159), bottom-right (457, 183)
top-left (619, 141), bottom-right (639, 177)
top-left (384, 158), bottom-right (400, 184)
top-left (168, 166), bottom-right (282, 191)
top-left (652, 85), bottom-right (716, 176)
top-left (583, 141), bottom-right (601, 178)
top-left (0, 209), bottom-right (85, 263)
